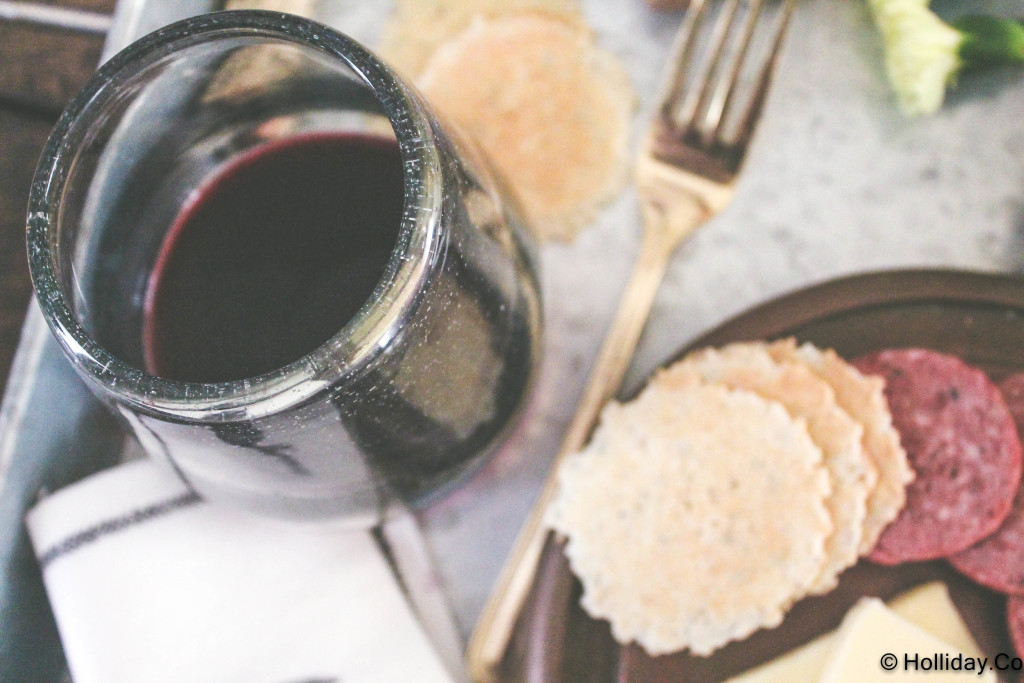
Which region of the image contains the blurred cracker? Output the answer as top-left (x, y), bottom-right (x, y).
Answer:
top-left (415, 14), bottom-right (633, 241)
top-left (379, 0), bottom-right (584, 79)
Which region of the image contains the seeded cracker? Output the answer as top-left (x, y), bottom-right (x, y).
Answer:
top-left (547, 369), bottom-right (831, 656)
top-left (672, 342), bottom-right (874, 593)
top-left (413, 14), bottom-right (634, 241)
top-left (769, 339), bottom-right (912, 555)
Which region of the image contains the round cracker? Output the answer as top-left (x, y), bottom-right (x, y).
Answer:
top-left (414, 14), bottom-right (633, 241)
top-left (769, 339), bottom-right (913, 555)
top-left (547, 368), bottom-right (831, 656)
top-left (671, 342), bottom-right (874, 593)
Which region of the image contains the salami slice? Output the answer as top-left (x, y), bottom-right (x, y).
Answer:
top-left (852, 349), bottom-right (1022, 565)
top-left (998, 372), bottom-right (1024, 428)
top-left (1008, 595), bottom-right (1024, 659)
top-left (949, 373), bottom-right (1024, 594)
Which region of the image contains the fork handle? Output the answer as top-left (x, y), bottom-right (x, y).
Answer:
top-left (466, 200), bottom-right (704, 683)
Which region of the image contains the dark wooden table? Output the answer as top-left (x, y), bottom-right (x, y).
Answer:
top-left (0, 0), bottom-right (116, 394)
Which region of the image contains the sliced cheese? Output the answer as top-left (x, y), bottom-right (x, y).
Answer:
top-left (724, 635), bottom-right (833, 683)
top-left (889, 583), bottom-right (981, 657)
top-left (819, 597), bottom-right (995, 682)
top-left (725, 583), bottom-right (986, 683)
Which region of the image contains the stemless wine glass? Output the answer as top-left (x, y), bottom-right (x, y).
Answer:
top-left (26, 11), bottom-right (542, 523)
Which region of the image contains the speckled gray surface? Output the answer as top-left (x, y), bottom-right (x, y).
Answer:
top-left (410, 0), bottom-right (1024, 636)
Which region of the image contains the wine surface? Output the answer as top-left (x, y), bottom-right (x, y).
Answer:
top-left (143, 132), bottom-right (404, 382)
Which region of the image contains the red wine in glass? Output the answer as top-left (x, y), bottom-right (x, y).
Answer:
top-left (143, 132), bottom-right (403, 383)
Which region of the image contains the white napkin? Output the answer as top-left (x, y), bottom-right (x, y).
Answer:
top-left (25, 458), bottom-right (462, 683)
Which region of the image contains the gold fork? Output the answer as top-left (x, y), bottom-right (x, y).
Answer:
top-left (466, 1), bottom-right (795, 680)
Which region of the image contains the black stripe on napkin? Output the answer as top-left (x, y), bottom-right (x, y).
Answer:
top-left (36, 491), bottom-right (202, 569)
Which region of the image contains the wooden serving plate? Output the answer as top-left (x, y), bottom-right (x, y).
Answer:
top-left (507, 269), bottom-right (1024, 682)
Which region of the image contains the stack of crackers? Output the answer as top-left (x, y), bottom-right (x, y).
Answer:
top-left (547, 340), bottom-right (914, 656)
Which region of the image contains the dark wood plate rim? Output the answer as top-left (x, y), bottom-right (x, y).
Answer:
top-left (681, 267), bottom-right (1024, 351)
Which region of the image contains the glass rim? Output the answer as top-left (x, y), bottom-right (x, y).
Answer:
top-left (26, 10), bottom-right (444, 421)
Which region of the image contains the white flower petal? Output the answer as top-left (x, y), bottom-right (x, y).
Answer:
top-left (869, 0), bottom-right (963, 116)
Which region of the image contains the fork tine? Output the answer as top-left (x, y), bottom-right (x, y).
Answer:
top-left (656, 0), bottom-right (709, 124)
top-left (700, 0), bottom-right (765, 146)
top-left (675, 0), bottom-right (744, 132)
top-left (731, 0), bottom-right (796, 149)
